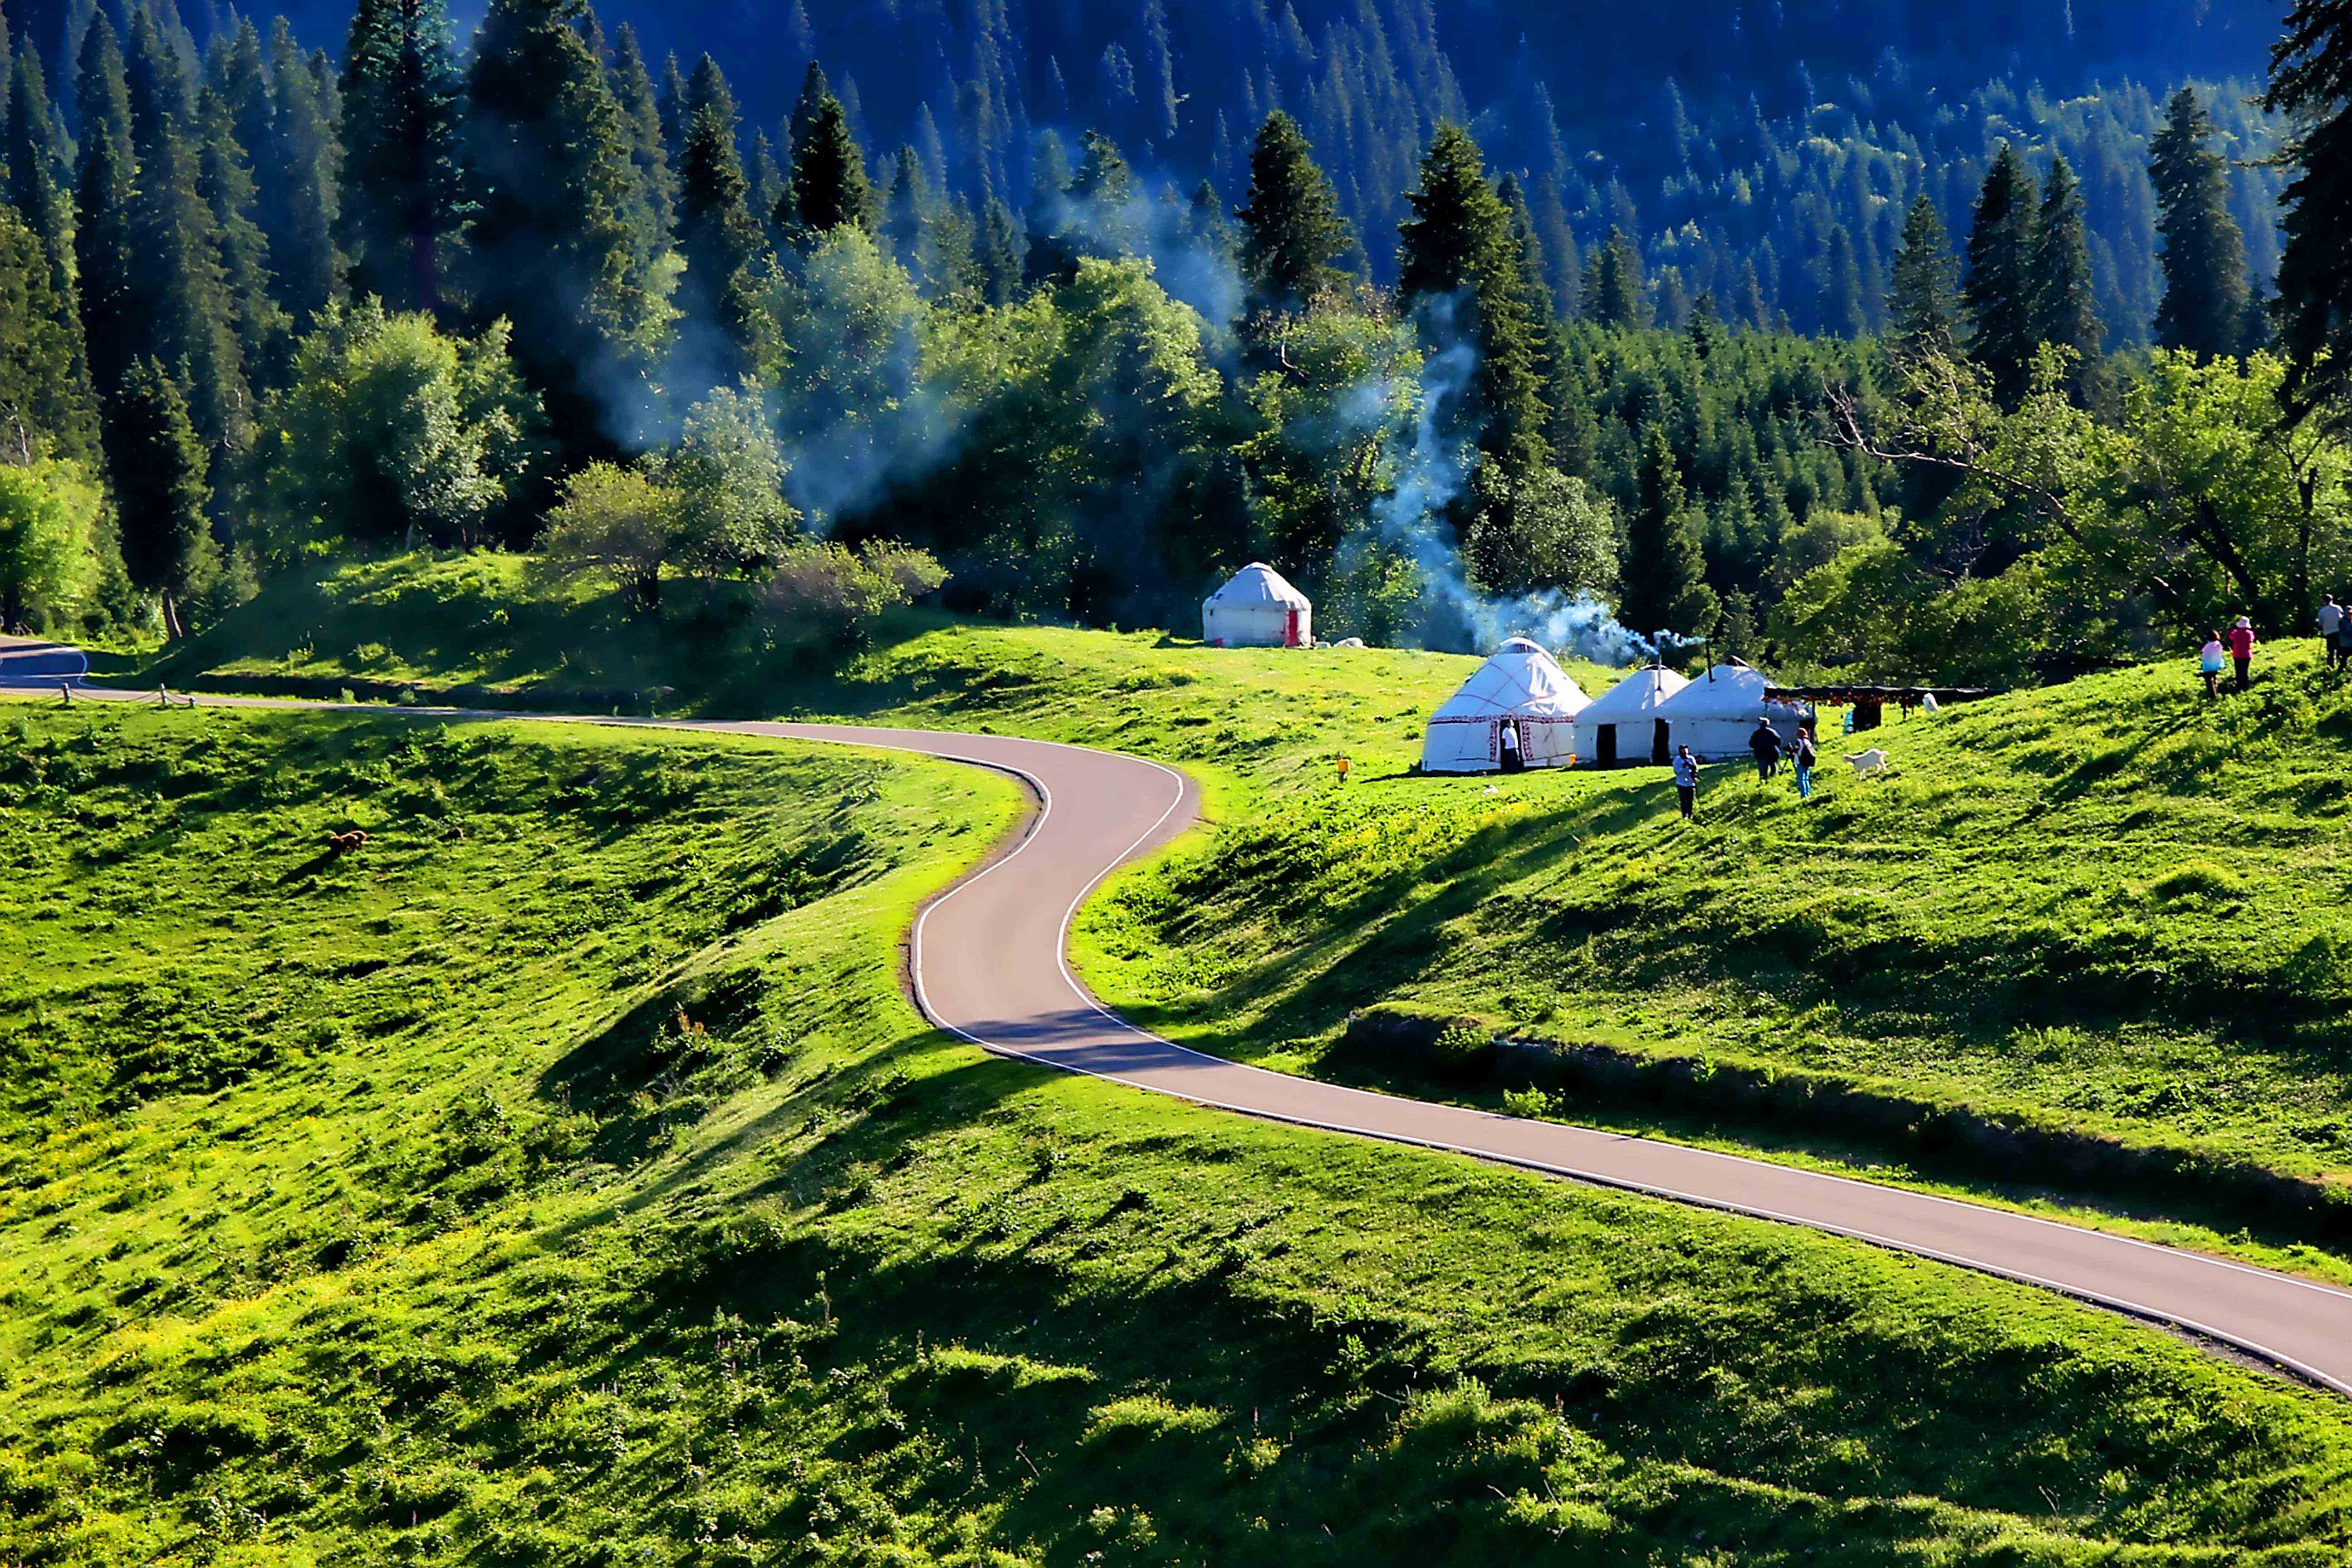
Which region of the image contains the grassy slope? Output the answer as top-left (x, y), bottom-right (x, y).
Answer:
top-left (142, 555), bottom-right (2352, 1234)
top-left (11, 706), bottom-right (2352, 1562)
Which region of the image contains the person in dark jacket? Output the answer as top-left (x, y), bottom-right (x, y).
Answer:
top-left (1749, 717), bottom-right (1783, 781)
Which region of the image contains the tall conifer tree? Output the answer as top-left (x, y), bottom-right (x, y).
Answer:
top-left (2029, 152), bottom-right (2102, 400)
top-left (1619, 424), bottom-right (1715, 636)
top-left (111, 356), bottom-right (216, 637)
top-left (1582, 227), bottom-right (1646, 329)
top-left (74, 15), bottom-right (137, 410)
top-left (122, 6), bottom-right (248, 459)
top-left (264, 17), bottom-right (341, 326)
top-left (1395, 122), bottom-right (1547, 475)
top-left (1818, 223), bottom-right (1867, 338)
top-left (2266, 0), bottom-right (2352, 416)
top-left (1963, 142), bottom-right (2037, 406)
top-left (976, 195), bottom-right (1021, 304)
top-left (2151, 87), bottom-right (2253, 360)
top-left (672, 53), bottom-right (762, 365)
top-left (1235, 109), bottom-right (1352, 315)
top-left (608, 24), bottom-right (674, 234)
top-left (467, 0), bottom-right (675, 453)
top-left (339, 0), bottom-right (466, 313)
top-left (1886, 192), bottom-right (1958, 357)
top-left (784, 70), bottom-right (874, 244)
top-left (197, 69), bottom-right (287, 391)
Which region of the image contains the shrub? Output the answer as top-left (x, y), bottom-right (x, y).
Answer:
top-left (768, 540), bottom-right (948, 649)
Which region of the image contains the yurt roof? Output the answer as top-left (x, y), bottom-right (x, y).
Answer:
top-left (1653, 663), bottom-right (1780, 719)
top-left (1205, 562), bottom-right (1311, 608)
top-left (1578, 665), bottom-right (1690, 722)
top-left (1429, 638), bottom-right (1591, 720)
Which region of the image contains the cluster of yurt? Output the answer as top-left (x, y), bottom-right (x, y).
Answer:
top-left (1421, 649), bottom-right (1812, 774)
top-left (1202, 563), bottom-right (1313, 648)
top-left (1420, 638), bottom-right (1590, 773)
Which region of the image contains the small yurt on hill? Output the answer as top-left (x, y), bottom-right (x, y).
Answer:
top-left (1203, 563), bottom-right (1312, 647)
top-left (1572, 664), bottom-right (1690, 768)
top-left (1421, 637), bottom-right (1591, 774)
top-left (1654, 660), bottom-right (1812, 760)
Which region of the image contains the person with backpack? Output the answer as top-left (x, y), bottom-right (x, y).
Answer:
top-left (2333, 604), bottom-right (2352, 673)
top-left (1791, 725), bottom-right (1818, 800)
top-left (2228, 616), bottom-right (2257, 692)
top-left (1671, 745), bottom-right (1700, 821)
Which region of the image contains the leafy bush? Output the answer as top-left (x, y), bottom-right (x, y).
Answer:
top-left (767, 540), bottom-right (948, 648)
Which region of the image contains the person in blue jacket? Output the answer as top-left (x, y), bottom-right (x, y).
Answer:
top-left (1671, 745), bottom-right (1700, 820)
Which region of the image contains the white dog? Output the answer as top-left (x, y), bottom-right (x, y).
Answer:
top-left (1843, 748), bottom-right (1890, 778)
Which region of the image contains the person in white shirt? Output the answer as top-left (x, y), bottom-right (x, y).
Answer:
top-left (2321, 595), bottom-right (2343, 643)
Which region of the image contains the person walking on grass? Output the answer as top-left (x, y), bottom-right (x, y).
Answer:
top-left (2333, 603), bottom-right (2352, 673)
top-left (1672, 744), bottom-right (1700, 821)
top-left (2199, 628), bottom-right (2225, 698)
top-left (2229, 616), bottom-right (2257, 692)
top-left (2322, 594), bottom-right (2343, 649)
top-left (1792, 725), bottom-right (1818, 801)
top-left (1749, 716), bottom-right (1782, 782)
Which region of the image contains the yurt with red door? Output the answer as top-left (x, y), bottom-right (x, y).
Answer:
top-left (1202, 563), bottom-right (1313, 648)
top-left (1420, 638), bottom-right (1592, 774)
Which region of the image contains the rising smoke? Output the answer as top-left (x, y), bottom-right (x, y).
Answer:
top-left (1352, 304), bottom-right (1701, 666)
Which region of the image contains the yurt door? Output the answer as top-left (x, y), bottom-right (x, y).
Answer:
top-left (1596, 725), bottom-right (1617, 765)
top-left (1651, 720), bottom-right (1671, 766)
top-left (1284, 608), bottom-right (1302, 647)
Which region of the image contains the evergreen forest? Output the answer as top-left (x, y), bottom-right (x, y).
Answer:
top-left (0, 0), bottom-right (2347, 685)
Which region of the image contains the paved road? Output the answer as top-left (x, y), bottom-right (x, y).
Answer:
top-left (11, 640), bottom-right (2352, 1394)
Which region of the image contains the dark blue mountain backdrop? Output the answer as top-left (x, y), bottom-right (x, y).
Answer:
top-left (10, 0), bottom-right (2290, 337)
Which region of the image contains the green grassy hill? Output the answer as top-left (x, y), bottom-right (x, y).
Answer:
top-left (130, 554), bottom-right (2352, 1255)
top-left (13, 702), bottom-right (2352, 1563)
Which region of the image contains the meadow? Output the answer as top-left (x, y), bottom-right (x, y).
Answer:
top-left (135, 553), bottom-right (2352, 1257)
top-left (12, 701), bottom-right (2352, 1562)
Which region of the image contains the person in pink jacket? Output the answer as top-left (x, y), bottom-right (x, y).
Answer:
top-left (2227, 616), bottom-right (2256, 692)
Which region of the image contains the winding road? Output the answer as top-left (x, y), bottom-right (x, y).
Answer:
top-left (9, 637), bottom-right (2352, 1394)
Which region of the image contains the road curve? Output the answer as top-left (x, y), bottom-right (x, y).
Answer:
top-left (9, 642), bottom-right (2352, 1394)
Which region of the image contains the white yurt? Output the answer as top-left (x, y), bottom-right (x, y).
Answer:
top-left (1202, 563), bottom-right (1313, 648)
top-left (1653, 661), bottom-right (1812, 760)
top-left (1571, 664), bottom-right (1690, 768)
top-left (1420, 637), bottom-right (1592, 774)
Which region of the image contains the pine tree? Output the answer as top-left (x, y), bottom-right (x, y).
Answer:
top-left (1499, 172), bottom-right (1577, 464)
top-left (1582, 227), bottom-right (1646, 329)
top-left (657, 50), bottom-right (689, 172)
top-left (1235, 110), bottom-right (1353, 315)
top-left (74, 16), bottom-right (138, 407)
top-left (747, 128), bottom-right (785, 248)
top-left (1818, 224), bottom-right (1867, 338)
top-left (197, 69), bottom-right (289, 391)
top-left (673, 54), bottom-right (763, 365)
top-left (1886, 192), bottom-right (1958, 358)
top-left (976, 195), bottom-right (1021, 305)
top-left (2266, 0), bottom-right (2352, 415)
top-left (2029, 152), bottom-right (2102, 400)
top-left (882, 143), bottom-right (925, 272)
top-left (784, 69), bottom-right (875, 244)
top-left (122, 7), bottom-right (249, 459)
top-left (110, 357), bottom-right (217, 637)
top-left (1395, 122), bottom-right (1547, 475)
top-left (608, 24), bottom-right (674, 234)
top-left (0, 202), bottom-right (100, 462)
top-left (1963, 142), bottom-right (2038, 406)
top-left (466, 0), bottom-right (676, 453)
top-left (922, 193), bottom-right (980, 300)
top-left (262, 17), bottom-right (342, 327)
top-left (339, 0), bottom-right (466, 314)
top-left (2151, 87), bottom-right (2253, 360)
top-left (1619, 424), bottom-right (1715, 636)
